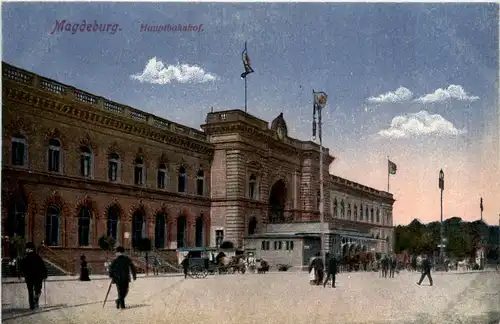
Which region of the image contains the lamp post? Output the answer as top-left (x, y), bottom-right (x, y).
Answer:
top-left (438, 169), bottom-right (445, 265)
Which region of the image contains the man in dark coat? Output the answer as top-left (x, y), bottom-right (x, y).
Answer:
top-left (389, 256), bottom-right (397, 278)
top-left (19, 242), bottom-right (48, 310)
top-left (181, 255), bottom-right (189, 279)
top-left (417, 255), bottom-right (433, 286)
top-left (323, 253), bottom-right (338, 288)
top-left (109, 246), bottom-right (137, 309)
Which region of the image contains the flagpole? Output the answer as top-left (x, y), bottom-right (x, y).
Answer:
top-left (244, 41), bottom-right (248, 113)
top-left (387, 156), bottom-right (390, 192)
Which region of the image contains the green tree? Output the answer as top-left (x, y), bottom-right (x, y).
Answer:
top-left (98, 235), bottom-right (116, 258)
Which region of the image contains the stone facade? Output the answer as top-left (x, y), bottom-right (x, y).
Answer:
top-left (2, 62), bottom-right (395, 270)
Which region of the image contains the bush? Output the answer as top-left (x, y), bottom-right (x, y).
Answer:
top-left (98, 235), bottom-right (116, 253)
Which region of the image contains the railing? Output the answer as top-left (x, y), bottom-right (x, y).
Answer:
top-left (2, 62), bottom-right (207, 143)
top-left (39, 246), bottom-right (74, 275)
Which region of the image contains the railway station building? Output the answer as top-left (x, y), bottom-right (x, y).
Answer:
top-left (2, 62), bottom-right (395, 272)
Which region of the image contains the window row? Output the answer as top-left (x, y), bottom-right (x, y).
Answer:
top-left (44, 205), bottom-right (206, 249)
top-left (331, 198), bottom-right (383, 224)
top-left (261, 240), bottom-right (295, 251)
top-left (10, 135), bottom-right (206, 195)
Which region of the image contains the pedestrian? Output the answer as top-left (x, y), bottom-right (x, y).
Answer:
top-left (181, 255), bottom-right (189, 279)
top-left (323, 253), bottom-right (338, 288)
top-left (417, 255), bottom-right (433, 286)
top-left (390, 256), bottom-right (397, 278)
top-left (109, 246), bottom-right (137, 309)
top-left (308, 253), bottom-right (324, 285)
top-left (19, 242), bottom-right (48, 310)
top-left (152, 257), bottom-right (160, 275)
top-left (79, 255), bottom-right (91, 281)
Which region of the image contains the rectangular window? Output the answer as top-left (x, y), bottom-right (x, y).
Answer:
top-left (289, 241), bottom-right (294, 250)
top-left (261, 240), bottom-right (266, 250)
top-left (108, 162), bottom-right (118, 181)
top-left (12, 141), bottom-right (25, 166)
top-left (196, 179), bottom-right (204, 195)
top-left (274, 241), bottom-right (283, 250)
top-left (134, 166), bottom-right (143, 185)
top-left (81, 155), bottom-right (91, 177)
top-left (249, 183), bottom-right (255, 199)
top-left (48, 149), bottom-right (60, 172)
top-left (215, 230), bottom-right (224, 248)
top-left (157, 171), bottom-right (166, 189)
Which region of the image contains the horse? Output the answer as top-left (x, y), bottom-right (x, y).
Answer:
top-left (457, 259), bottom-right (469, 272)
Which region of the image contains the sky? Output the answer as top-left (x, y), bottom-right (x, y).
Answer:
top-left (2, 3), bottom-right (499, 226)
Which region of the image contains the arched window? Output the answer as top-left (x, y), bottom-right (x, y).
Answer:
top-left (45, 205), bottom-right (60, 246)
top-left (11, 134), bottom-right (27, 166)
top-left (248, 217), bottom-right (257, 235)
top-left (178, 166), bottom-right (187, 193)
top-left (48, 138), bottom-right (61, 172)
top-left (80, 146), bottom-right (92, 178)
top-left (157, 163), bottom-right (167, 189)
top-left (107, 205), bottom-right (120, 240)
top-left (78, 207), bottom-right (92, 246)
top-left (154, 213), bottom-right (166, 249)
top-left (370, 208), bottom-right (374, 223)
top-left (376, 208), bottom-right (380, 223)
top-left (340, 200), bottom-right (345, 218)
top-left (177, 216), bottom-right (187, 248)
top-left (108, 153), bottom-right (120, 182)
top-left (134, 156), bottom-right (144, 185)
top-left (365, 207), bottom-right (369, 221)
top-left (196, 169), bottom-right (205, 196)
top-left (354, 205), bottom-right (358, 221)
top-left (360, 204), bottom-right (363, 220)
top-left (132, 210), bottom-right (144, 248)
top-left (248, 174), bottom-right (258, 199)
top-left (347, 203), bottom-right (352, 219)
top-left (333, 199), bottom-right (338, 217)
top-left (195, 216), bottom-right (204, 247)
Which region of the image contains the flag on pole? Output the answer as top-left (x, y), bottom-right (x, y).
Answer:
top-left (480, 197), bottom-right (483, 212)
top-left (388, 160), bottom-right (397, 175)
top-left (240, 42), bottom-right (254, 79)
top-left (312, 90), bottom-right (327, 139)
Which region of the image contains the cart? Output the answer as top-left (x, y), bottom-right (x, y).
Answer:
top-left (178, 247), bottom-right (219, 279)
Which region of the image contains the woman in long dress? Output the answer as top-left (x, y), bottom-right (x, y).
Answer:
top-left (79, 255), bottom-right (91, 281)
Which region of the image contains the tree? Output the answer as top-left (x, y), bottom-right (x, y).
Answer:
top-left (98, 235), bottom-right (116, 259)
top-left (136, 237), bottom-right (152, 275)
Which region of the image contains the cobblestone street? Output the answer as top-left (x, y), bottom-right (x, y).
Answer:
top-left (2, 271), bottom-right (500, 324)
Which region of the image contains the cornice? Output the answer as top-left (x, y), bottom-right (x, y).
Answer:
top-left (3, 85), bottom-right (214, 157)
top-left (2, 167), bottom-right (211, 207)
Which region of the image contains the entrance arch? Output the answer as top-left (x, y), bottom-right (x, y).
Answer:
top-left (195, 216), bottom-right (204, 247)
top-left (155, 213), bottom-right (166, 249)
top-left (132, 209), bottom-right (145, 248)
top-left (7, 198), bottom-right (27, 239)
top-left (176, 215), bottom-right (187, 248)
top-left (268, 180), bottom-right (287, 223)
top-left (248, 217), bottom-right (257, 235)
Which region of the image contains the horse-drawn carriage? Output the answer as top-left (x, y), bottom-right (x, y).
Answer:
top-left (178, 247), bottom-right (247, 279)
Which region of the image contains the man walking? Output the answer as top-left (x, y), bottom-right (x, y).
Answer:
top-left (417, 255), bottom-right (433, 286)
top-left (181, 255), bottom-right (189, 279)
top-left (389, 256), bottom-right (397, 278)
top-left (19, 242), bottom-right (48, 310)
top-left (323, 253), bottom-right (338, 288)
top-left (109, 246), bottom-right (137, 309)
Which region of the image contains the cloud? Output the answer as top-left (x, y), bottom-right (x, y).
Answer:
top-left (366, 87), bottom-right (413, 104)
top-left (414, 85), bottom-right (480, 104)
top-left (131, 57), bottom-right (217, 84)
top-left (378, 110), bottom-right (466, 138)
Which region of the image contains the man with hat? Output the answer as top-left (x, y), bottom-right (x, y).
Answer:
top-left (109, 246), bottom-right (137, 309)
top-left (19, 242), bottom-right (48, 310)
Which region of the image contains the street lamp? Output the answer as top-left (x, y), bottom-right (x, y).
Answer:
top-left (438, 169), bottom-right (445, 265)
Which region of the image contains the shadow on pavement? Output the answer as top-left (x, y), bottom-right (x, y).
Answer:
top-left (123, 304), bottom-right (150, 310)
top-left (2, 300), bottom-right (102, 322)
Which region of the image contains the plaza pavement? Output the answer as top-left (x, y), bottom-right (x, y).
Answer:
top-left (2, 270), bottom-right (499, 324)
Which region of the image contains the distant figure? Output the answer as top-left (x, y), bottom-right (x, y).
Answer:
top-left (152, 257), bottom-right (160, 276)
top-left (109, 246), bottom-right (137, 309)
top-left (181, 255), bottom-right (189, 279)
top-left (323, 253), bottom-right (338, 288)
top-left (417, 255), bottom-right (433, 286)
top-left (390, 257), bottom-right (397, 278)
top-left (19, 242), bottom-right (48, 310)
top-left (309, 253), bottom-right (324, 285)
top-left (79, 255), bottom-right (91, 281)
top-left (381, 256), bottom-right (389, 278)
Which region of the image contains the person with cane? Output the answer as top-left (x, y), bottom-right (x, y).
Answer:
top-left (19, 242), bottom-right (48, 310)
top-left (108, 246), bottom-right (137, 309)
